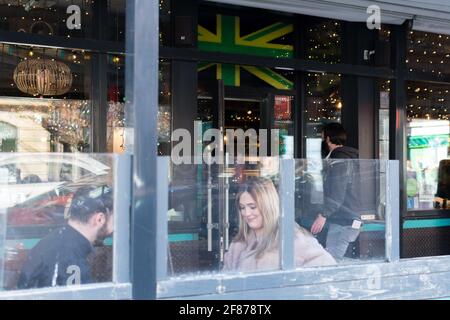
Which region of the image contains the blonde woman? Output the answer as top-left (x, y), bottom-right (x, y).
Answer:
top-left (223, 178), bottom-right (336, 272)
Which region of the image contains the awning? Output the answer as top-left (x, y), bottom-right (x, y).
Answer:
top-left (207, 0), bottom-right (450, 35)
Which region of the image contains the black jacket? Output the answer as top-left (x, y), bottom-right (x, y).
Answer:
top-left (17, 225), bottom-right (94, 289)
top-left (322, 146), bottom-right (361, 225)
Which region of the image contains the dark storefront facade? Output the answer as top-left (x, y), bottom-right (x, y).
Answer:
top-left (0, 0), bottom-right (449, 299)
top-left (160, 0), bottom-right (450, 261)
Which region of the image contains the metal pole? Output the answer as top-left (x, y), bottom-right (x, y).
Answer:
top-left (126, 0), bottom-right (159, 300)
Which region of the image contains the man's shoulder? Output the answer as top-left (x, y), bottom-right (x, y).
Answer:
top-left (331, 146), bottom-right (359, 159)
top-left (30, 226), bottom-right (77, 256)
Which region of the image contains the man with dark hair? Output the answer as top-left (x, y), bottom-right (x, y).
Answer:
top-left (311, 122), bottom-right (361, 260)
top-left (17, 185), bottom-right (113, 289)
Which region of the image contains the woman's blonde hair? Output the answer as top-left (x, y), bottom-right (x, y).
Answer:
top-left (234, 178), bottom-right (280, 259)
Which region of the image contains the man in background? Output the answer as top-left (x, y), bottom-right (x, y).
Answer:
top-left (310, 123), bottom-right (361, 260)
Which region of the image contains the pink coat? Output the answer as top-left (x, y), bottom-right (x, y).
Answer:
top-left (223, 226), bottom-right (336, 272)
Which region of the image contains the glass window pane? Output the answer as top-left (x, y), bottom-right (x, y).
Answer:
top-left (406, 81), bottom-right (450, 211)
top-left (305, 17), bottom-right (342, 64)
top-left (158, 60), bottom-right (171, 156)
top-left (0, 44), bottom-right (92, 153)
top-left (305, 72), bottom-right (341, 158)
top-left (1, 154), bottom-right (115, 290)
top-left (168, 158), bottom-right (284, 275)
top-left (107, 0), bottom-right (125, 42)
top-left (0, 0), bottom-right (125, 41)
top-left (159, 0), bottom-right (171, 46)
top-left (274, 95), bottom-right (294, 158)
top-left (295, 159), bottom-right (387, 264)
top-left (0, 44), bottom-right (129, 154)
top-left (379, 80), bottom-right (391, 160)
top-left (407, 31), bottom-right (450, 79)
top-left (107, 54), bottom-right (125, 154)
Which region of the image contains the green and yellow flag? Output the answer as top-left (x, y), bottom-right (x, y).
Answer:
top-left (198, 15), bottom-right (294, 89)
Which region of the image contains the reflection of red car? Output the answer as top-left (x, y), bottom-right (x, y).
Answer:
top-left (7, 174), bottom-right (110, 226)
top-left (1, 154), bottom-right (113, 290)
top-left (7, 192), bottom-right (73, 226)
top-left (3, 175), bottom-right (113, 291)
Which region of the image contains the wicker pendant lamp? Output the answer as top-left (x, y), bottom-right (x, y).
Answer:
top-left (13, 58), bottom-right (73, 96)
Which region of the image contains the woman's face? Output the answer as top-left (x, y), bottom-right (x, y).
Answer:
top-left (239, 192), bottom-right (263, 232)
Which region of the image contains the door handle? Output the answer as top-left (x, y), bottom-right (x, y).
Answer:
top-left (224, 152), bottom-right (230, 251)
top-left (207, 159), bottom-right (213, 252)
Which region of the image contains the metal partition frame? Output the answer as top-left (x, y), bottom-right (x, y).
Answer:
top-left (156, 157), bottom-right (169, 280)
top-left (0, 154), bottom-right (132, 300)
top-left (0, 206), bottom-right (5, 291)
top-left (386, 161), bottom-right (400, 262)
top-left (125, 0), bottom-right (160, 300)
top-left (280, 159), bottom-right (295, 270)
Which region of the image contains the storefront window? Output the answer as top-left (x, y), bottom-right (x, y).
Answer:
top-left (167, 159), bottom-right (285, 275)
top-left (107, 54), bottom-right (125, 154)
top-left (0, 44), bottom-right (127, 154)
top-left (0, 0), bottom-right (124, 41)
top-left (275, 95), bottom-right (294, 158)
top-left (159, 0), bottom-right (171, 46)
top-left (406, 81), bottom-right (450, 211)
top-left (305, 17), bottom-right (341, 64)
top-left (379, 80), bottom-right (391, 160)
top-left (107, 0), bottom-right (125, 42)
top-left (378, 26), bottom-right (391, 66)
top-left (158, 60), bottom-right (171, 156)
top-left (407, 31), bottom-right (450, 79)
top-left (0, 0), bottom-right (92, 38)
top-left (0, 121), bottom-right (17, 152)
top-left (0, 44), bottom-right (92, 152)
top-left (166, 157), bottom-right (390, 276)
top-left (305, 73), bottom-right (341, 158)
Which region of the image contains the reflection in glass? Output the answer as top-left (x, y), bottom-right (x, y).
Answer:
top-left (274, 95), bottom-right (294, 158)
top-left (305, 73), bottom-right (341, 158)
top-left (158, 60), bottom-right (171, 156)
top-left (0, 97), bottom-right (90, 153)
top-left (0, 44), bottom-right (93, 152)
top-left (296, 159), bottom-right (387, 262)
top-left (306, 18), bottom-right (341, 64)
top-left (167, 157), bottom-right (389, 276)
top-left (407, 30), bottom-right (450, 78)
top-left (0, 44), bottom-right (128, 154)
top-left (159, 0), bottom-right (171, 46)
top-left (107, 54), bottom-right (125, 154)
top-left (168, 158), bottom-right (284, 275)
top-left (379, 80), bottom-right (390, 160)
top-left (375, 26), bottom-right (391, 67)
top-left (406, 81), bottom-right (450, 210)
top-left (0, 154), bottom-right (115, 290)
top-left (0, 0), bottom-right (125, 41)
